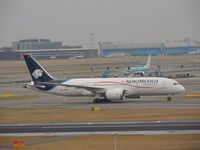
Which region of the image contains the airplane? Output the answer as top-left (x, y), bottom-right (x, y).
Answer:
top-left (100, 67), bottom-right (110, 78)
top-left (90, 66), bottom-right (110, 78)
top-left (23, 54), bottom-right (185, 103)
top-left (114, 55), bottom-right (151, 76)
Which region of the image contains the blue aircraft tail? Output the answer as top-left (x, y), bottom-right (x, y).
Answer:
top-left (23, 54), bottom-right (55, 83)
top-left (100, 67), bottom-right (110, 78)
top-left (145, 55), bottom-right (151, 68)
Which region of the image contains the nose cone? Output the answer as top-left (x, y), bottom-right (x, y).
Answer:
top-left (178, 85), bottom-right (185, 93)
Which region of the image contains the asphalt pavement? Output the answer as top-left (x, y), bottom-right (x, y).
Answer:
top-left (1, 121), bottom-right (200, 134)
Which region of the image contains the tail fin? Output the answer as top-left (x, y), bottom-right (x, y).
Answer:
top-left (100, 67), bottom-right (110, 78)
top-left (145, 55), bottom-right (151, 68)
top-left (23, 54), bottom-right (55, 82)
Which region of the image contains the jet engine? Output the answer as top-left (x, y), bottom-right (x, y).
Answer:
top-left (140, 72), bottom-right (145, 76)
top-left (105, 89), bottom-right (126, 100)
top-left (135, 72), bottom-right (145, 76)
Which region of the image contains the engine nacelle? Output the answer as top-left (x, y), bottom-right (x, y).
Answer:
top-left (105, 89), bottom-right (125, 100)
top-left (134, 72), bottom-right (145, 76)
top-left (140, 72), bottom-right (145, 76)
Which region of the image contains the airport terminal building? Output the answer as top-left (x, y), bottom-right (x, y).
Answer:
top-left (100, 41), bottom-right (199, 57)
top-left (12, 39), bottom-right (62, 50)
top-left (0, 48), bottom-right (98, 60)
top-left (0, 38), bottom-right (199, 60)
top-left (0, 39), bottom-right (98, 60)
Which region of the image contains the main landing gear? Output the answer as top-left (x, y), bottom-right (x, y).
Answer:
top-left (93, 98), bottom-right (111, 103)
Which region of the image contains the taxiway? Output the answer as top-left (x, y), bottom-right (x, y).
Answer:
top-left (0, 121), bottom-right (200, 135)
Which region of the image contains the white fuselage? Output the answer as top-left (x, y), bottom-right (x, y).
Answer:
top-left (41, 77), bottom-right (185, 98)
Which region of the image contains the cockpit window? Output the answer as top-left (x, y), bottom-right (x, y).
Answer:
top-left (173, 83), bottom-right (178, 85)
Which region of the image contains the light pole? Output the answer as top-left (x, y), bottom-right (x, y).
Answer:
top-left (98, 42), bottom-right (102, 57)
top-left (90, 33), bottom-right (94, 48)
top-left (113, 132), bottom-right (117, 150)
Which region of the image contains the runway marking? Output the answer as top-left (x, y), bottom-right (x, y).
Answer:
top-left (41, 123), bottom-right (200, 129)
top-left (1, 130), bottom-right (200, 137)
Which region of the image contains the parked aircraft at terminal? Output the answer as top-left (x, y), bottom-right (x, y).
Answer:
top-left (23, 54), bottom-right (185, 103)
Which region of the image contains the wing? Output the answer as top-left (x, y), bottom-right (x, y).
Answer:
top-left (38, 82), bottom-right (106, 94)
top-left (112, 67), bottom-right (126, 73)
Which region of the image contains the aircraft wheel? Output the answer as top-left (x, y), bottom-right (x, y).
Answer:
top-left (93, 99), bottom-right (99, 103)
top-left (104, 99), bottom-right (111, 103)
top-left (93, 99), bottom-right (103, 103)
top-left (167, 97), bottom-right (172, 101)
top-left (93, 98), bottom-right (111, 103)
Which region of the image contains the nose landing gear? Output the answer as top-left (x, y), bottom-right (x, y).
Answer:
top-left (167, 94), bottom-right (173, 101)
top-left (167, 96), bottom-right (172, 101)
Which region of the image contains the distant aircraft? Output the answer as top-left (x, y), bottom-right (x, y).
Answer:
top-left (114, 55), bottom-right (151, 76)
top-left (187, 49), bottom-right (200, 54)
top-left (100, 67), bottom-right (110, 78)
top-left (90, 66), bottom-right (110, 78)
top-left (23, 54), bottom-right (185, 103)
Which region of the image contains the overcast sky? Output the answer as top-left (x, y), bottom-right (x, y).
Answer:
top-left (0, 0), bottom-right (200, 47)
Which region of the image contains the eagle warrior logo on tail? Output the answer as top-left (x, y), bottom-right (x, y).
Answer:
top-left (32, 69), bottom-right (43, 79)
